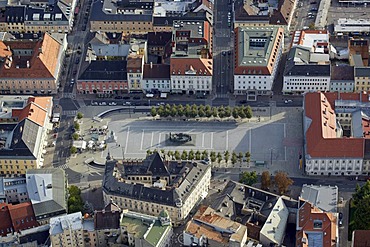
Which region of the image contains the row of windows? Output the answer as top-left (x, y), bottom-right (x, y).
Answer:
top-left (0, 160), bottom-right (33, 164)
top-left (356, 81), bottom-right (370, 85)
top-left (1, 80), bottom-right (51, 84)
top-left (285, 82), bottom-right (328, 86)
top-left (288, 78), bottom-right (329, 82)
top-left (236, 81), bottom-right (268, 85)
top-left (285, 87), bottom-right (326, 91)
top-left (238, 86), bottom-right (267, 90)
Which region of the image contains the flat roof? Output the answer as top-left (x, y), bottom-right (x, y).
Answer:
top-left (236, 26), bottom-right (280, 68)
top-left (300, 184), bottom-right (338, 213)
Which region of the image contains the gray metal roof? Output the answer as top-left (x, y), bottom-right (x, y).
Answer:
top-left (300, 184), bottom-right (338, 213)
top-left (26, 168), bottom-right (67, 218)
top-left (355, 67), bottom-right (370, 77)
top-left (49, 212), bottom-right (83, 236)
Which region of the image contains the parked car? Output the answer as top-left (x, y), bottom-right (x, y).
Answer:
top-left (122, 96), bottom-right (130, 100)
top-left (91, 102), bottom-right (98, 106)
top-left (75, 58), bottom-right (80, 64)
top-left (99, 102), bottom-right (107, 106)
top-left (108, 102), bottom-right (117, 106)
top-left (114, 96), bottom-right (123, 99)
top-left (133, 96), bottom-right (141, 100)
top-left (339, 212), bottom-right (343, 219)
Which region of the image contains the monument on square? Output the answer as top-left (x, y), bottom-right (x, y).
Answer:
top-left (169, 132), bottom-right (192, 143)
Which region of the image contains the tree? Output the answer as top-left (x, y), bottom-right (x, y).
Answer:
top-left (167, 150), bottom-right (174, 159)
top-left (352, 195), bottom-right (370, 230)
top-left (261, 171), bottom-right (271, 190)
top-left (231, 151), bottom-right (237, 164)
top-left (174, 150), bottom-right (181, 160)
top-left (189, 150), bottom-right (195, 160)
top-left (274, 171), bottom-right (293, 195)
top-left (217, 152), bottom-right (222, 163)
top-left (177, 105), bottom-right (184, 117)
top-left (68, 185), bottom-right (83, 213)
top-left (146, 149), bottom-right (152, 156)
top-left (245, 151), bottom-right (251, 163)
top-left (353, 181), bottom-right (370, 206)
top-left (74, 121), bottom-right (80, 131)
top-left (201, 150), bottom-right (209, 160)
top-left (232, 107), bottom-right (239, 118)
top-left (157, 105), bottom-right (165, 117)
top-left (181, 150), bottom-right (188, 160)
top-left (212, 107), bottom-right (218, 117)
top-left (170, 105), bottom-right (177, 117)
top-left (245, 106), bottom-right (253, 119)
top-left (150, 107), bottom-right (157, 117)
top-left (238, 152), bottom-right (243, 163)
top-left (239, 171), bottom-right (258, 186)
top-left (308, 22), bottom-right (315, 30)
top-left (195, 150), bottom-right (201, 160)
top-left (224, 151), bottom-right (230, 163)
top-left (70, 146), bottom-right (77, 154)
top-left (184, 104), bottom-right (191, 118)
top-left (198, 109), bottom-right (206, 117)
top-left (72, 133), bottom-right (79, 141)
top-left (210, 151), bottom-right (216, 163)
top-left (205, 105), bottom-right (212, 117)
top-left (76, 112), bottom-right (83, 119)
top-left (224, 106), bottom-right (231, 117)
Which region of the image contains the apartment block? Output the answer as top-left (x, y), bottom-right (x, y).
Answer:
top-left (142, 63), bottom-right (171, 93)
top-left (0, 177), bottom-right (28, 204)
top-left (49, 212), bottom-right (85, 247)
top-left (296, 202), bottom-right (337, 247)
top-left (26, 168), bottom-right (67, 224)
top-left (77, 61), bottom-right (128, 95)
top-left (89, 0), bottom-right (153, 34)
top-left (102, 153), bottom-right (212, 226)
top-left (330, 65), bottom-right (354, 92)
top-left (183, 205), bottom-right (248, 247)
top-left (120, 209), bottom-right (173, 247)
top-left (0, 32), bottom-right (66, 95)
top-left (302, 92), bottom-right (370, 176)
top-left (94, 202), bottom-right (121, 247)
top-left (0, 96), bottom-right (52, 175)
top-left (210, 181), bottom-right (298, 246)
top-left (283, 30), bottom-right (331, 94)
top-left (127, 55), bottom-right (143, 92)
top-left (234, 26), bottom-right (284, 99)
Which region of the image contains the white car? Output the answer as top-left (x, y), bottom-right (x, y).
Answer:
top-left (99, 102), bottom-right (107, 106)
top-left (108, 102), bottom-right (117, 106)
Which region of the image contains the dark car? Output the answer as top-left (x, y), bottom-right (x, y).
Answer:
top-left (133, 96), bottom-right (141, 100)
top-left (75, 58), bottom-right (80, 64)
top-left (122, 96), bottom-right (130, 100)
top-left (228, 51), bottom-right (232, 55)
top-left (222, 51), bottom-right (226, 56)
top-left (82, 25), bottom-right (87, 31)
top-left (339, 212), bottom-right (343, 219)
top-left (114, 96), bottom-right (123, 99)
top-left (310, 1), bottom-right (317, 3)
top-left (239, 100), bottom-right (247, 104)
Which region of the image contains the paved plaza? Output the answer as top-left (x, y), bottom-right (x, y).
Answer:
top-left (103, 106), bottom-right (303, 169)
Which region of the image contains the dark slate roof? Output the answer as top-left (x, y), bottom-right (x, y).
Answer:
top-left (355, 67), bottom-right (370, 77)
top-left (103, 155), bottom-right (210, 207)
top-left (94, 202), bottom-right (121, 230)
top-left (90, 0), bottom-right (152, 22)
top-left (331, 65), bottom-right (354, 81)
top-left (79, 61), bottom-right (127, 81)
top-left (145, 152), bottom-right (170, 176)
top-left (117, 0), bottom-right (154, 9)
top-left (19, 226), bottom-right (50, 246)
top-left (105, 32), bottom-right (123, 44)
top-left (147, 32), bottom-right (172, 46)
top-left (284, 64), bottom-right (331, 77)
top-left (0, 119), bottom-right (40, 158)
top-left (153, 12), bottom-right (209, 26)
top-left (5, 6), bottom-right (26, 23)
top-left (25, 5), bottom-right (68, 22)
top-left (142, 64), bottom-right (170, 80)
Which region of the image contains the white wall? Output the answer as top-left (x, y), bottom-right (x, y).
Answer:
top-left (171, 75), bottom-right (212, 94)
top-left (305, 158), bottom-right (363, 176)
top-left (234, 75), bottom-right (274, 95)
top-left (141, 79), bottom-right (171, 93)
top-left (283, 76), bottom-right (331, 93)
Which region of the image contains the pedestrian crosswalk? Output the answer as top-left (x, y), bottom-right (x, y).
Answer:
top-left (55, 163), bottom-right (69, 170)
top-left (62, 93), bottom-right (75, 99)
top-left (216, 93), bottom-right (229, 98)
top-left (63, 110), bottom-right (77, 116)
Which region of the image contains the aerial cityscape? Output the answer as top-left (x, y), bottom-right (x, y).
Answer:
top-left (1, 0), bottom-right (370, 245)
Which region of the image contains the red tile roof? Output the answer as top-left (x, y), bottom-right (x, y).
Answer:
top-left (0, 33), bottom-right (61, 79)
top-left (11, 96), bottom-right (52, 127)
top-left (305, 92), bottom-right (364, 158)
top-left (170, 58), bottom-right (212, 76)
top-left (0, 202), bottom-right (38, 236)
top-left (0, 203), bottom-right (13, 237)
top-left (8, 202), bottom-right (38, 232)
top-left (296, 202), bottom-right (337, 247)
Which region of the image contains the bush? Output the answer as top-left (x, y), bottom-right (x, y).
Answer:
top-left (76, 112), bottom-right (83, 119)
top-left (74, 121), bottom-right (80, 131)
top-left (70, 146), bottom-right (77, 154)
top-left (68, 185), bottom-right (83, 213)
top-left (72, 133), bottom-right (79, 141)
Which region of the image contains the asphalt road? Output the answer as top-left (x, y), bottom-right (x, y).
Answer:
top-left (213, 0), bottom-right (234, 98)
